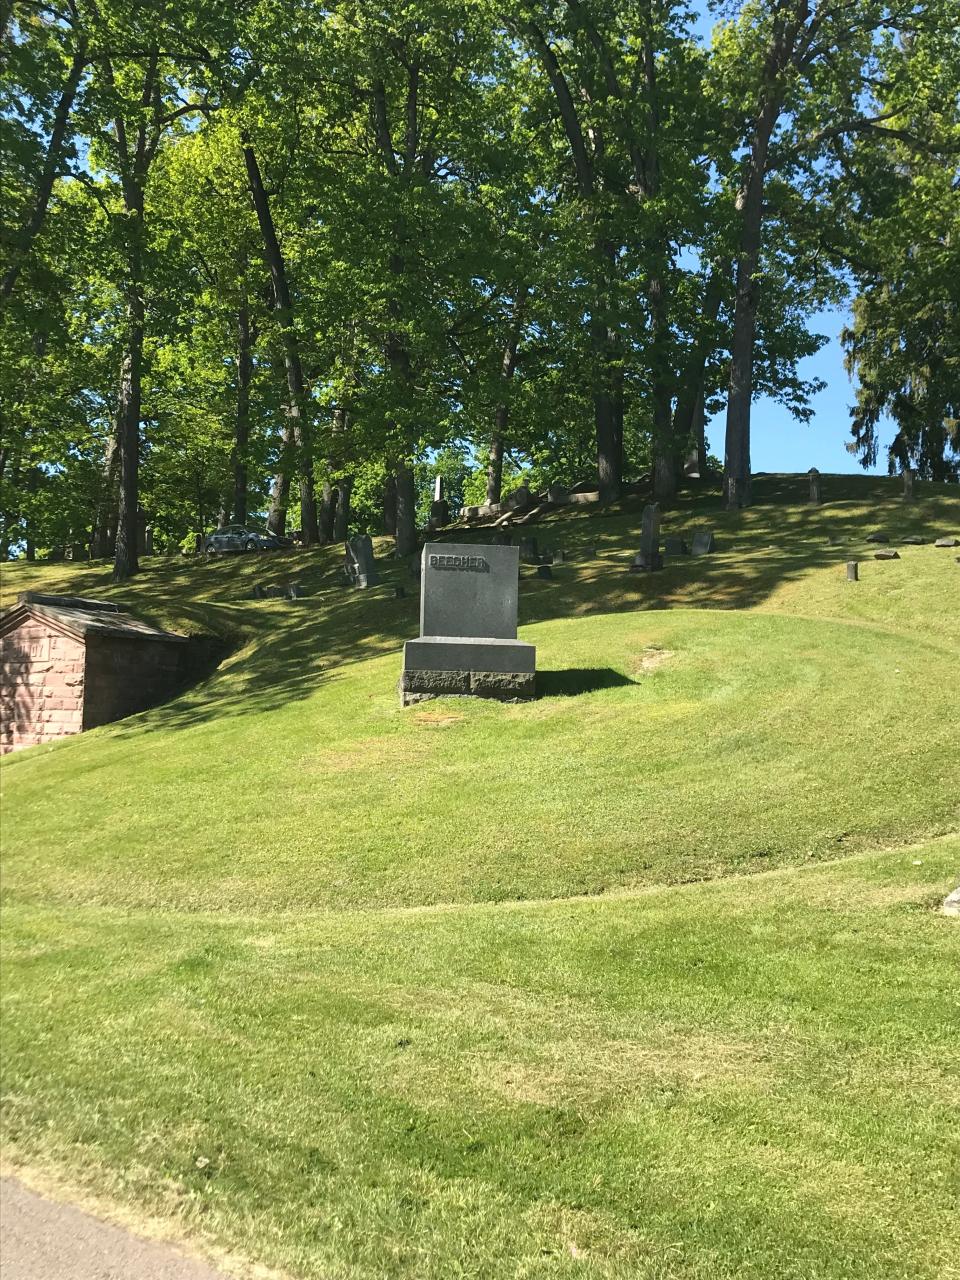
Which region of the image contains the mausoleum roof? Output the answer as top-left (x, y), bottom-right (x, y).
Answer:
top-left (0, 593), bottom-right (187, 644)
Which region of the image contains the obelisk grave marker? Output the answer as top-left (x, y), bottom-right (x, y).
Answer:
top-left (400, 542), bottom-right (536, 705)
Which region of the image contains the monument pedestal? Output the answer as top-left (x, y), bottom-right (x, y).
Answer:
top-left (401, 635), bottom-right (536, 705)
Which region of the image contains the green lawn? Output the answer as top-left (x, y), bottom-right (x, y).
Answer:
top-left (2, 474), bottom-right (959, 1278)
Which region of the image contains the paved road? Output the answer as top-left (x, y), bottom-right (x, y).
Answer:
top-left (0, 1178), bottom-right (232, 1280)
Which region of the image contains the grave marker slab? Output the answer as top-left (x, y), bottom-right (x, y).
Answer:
top-left (630, 504), bottom-right (662, 571)
top-left (691, 528), bottom-right (716, 556)
top-left (344, 535), bottom-right (378, 588)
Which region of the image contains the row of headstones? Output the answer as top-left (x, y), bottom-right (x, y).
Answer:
top-left (46, 523), bottom-right (156, 562)
top-left (630, 505), bottom-right (716, 573)
top-left (853, 533), bottom-right (960, 568)
top-left (340, 508), bottom-right (720, 594)
top-left (808, 467), bottom-right (919, 504)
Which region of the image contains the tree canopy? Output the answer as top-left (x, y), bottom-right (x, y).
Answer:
top-left (1, 0), bottom-right (957, 571)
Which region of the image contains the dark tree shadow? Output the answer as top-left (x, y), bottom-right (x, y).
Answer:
top-left (537, 668), bottom-right (636, 698)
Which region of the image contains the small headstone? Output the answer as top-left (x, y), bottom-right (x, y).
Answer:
top-left (517, 536), bottom-right (539, 563)
top-left (874, 550), bottom-right (900, 560)
top-left (502, 484), bottom-right (533, 514)
top-left (344, 534), bottom-right (378, 588)
top-left (549, 549), bottom-right (568, 563)
top-left (546, 484), bottom-right (570, 505)
top-left (250, 583), bottom-right (305, 599)
top-left (663, 535), bottom-right (687, 557)
top-left (865, 532), bottom-right (889, 543)
top-left (144, 525), bottom-right (154, 556)
top-left (934, 536), bottom-right (960, 548)
top-left (690, 529), bottom-right (716, 556)
top-left (630, 504), bottom-right (662, 572)
top-left (808, 467), bottom-right (822, 505)
top-left (535, 564), bottom-right (553, 580)
top-left (901, 535), bottom-right (926, 545)
top-left (846, 561), bottom-right (859, 581)
top-left (902, 467), bottom-right (915, 500)
top-left (428, 498), bottom-right (450, 529)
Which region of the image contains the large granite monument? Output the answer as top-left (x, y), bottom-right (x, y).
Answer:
top-left (400, 542), bottom-right (536, 705)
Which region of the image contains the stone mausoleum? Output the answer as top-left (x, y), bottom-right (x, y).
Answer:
top-left (0, 593), bottom-right (188, 753)
top-left (400, 542), bottom-right (536, 705)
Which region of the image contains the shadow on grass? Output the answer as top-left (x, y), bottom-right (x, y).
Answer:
top-left (537, 668), bottom-right (636, 698)
top-left (4, 473), bottom-right (958, 740)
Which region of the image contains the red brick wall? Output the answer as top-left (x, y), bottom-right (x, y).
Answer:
top-left (82, 636), bottom-right (184, 729)
top-left (0, 621), bottom-right (86, 752)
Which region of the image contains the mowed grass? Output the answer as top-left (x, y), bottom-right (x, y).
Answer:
top-left (3, 842), bottom-right (958, 1279)
top-left (1, 473), bottom-right (959, 1278)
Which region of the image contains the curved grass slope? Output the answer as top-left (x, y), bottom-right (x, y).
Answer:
top-left (2, 475), bottom-right (959, 1280)
top-left (2, 475), bottom-right (958, 911)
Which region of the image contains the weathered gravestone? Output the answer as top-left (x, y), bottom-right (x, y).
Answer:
top-left (846, 561), bottom-right (859, 581)
top-left (663, 535), bottom-right (687, 557)
top-left (400, 543), bottom-right (536, 705)
top-left (874, 549), bottom-right (900, 560)
top-left (808, 468), bottom-right (823, 504)
top-left (691, 528), bottom-right (716, 556)
top-left (344, 534), bottom-right (378, 588)
top-left (865, 532), bottom-right (889, 543)
top-left (517, 536), bottom-right (539, 563)
top-left (429, 476), bottom-right (450, 529)
top-left (935, 536), bottom-right (960, 548)
top-left (501, 483), bottom-right (533, 514)
top-left (630, 504), bottom-right (662, 572)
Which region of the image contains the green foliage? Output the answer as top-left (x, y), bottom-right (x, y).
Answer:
top-left (2, 0), bottom-right (957, 563)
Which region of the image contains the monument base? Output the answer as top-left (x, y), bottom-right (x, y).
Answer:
top-left (400, 636), bottom-right (536, 706)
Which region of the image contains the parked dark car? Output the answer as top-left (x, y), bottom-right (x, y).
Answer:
top-left (203, 525), bottom-right (292, 557)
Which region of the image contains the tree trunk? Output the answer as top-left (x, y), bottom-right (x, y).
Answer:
top-left (650, 277), bottom-right (676, 506)
top-left (383, 473), bottom-right (397, 535)
top-left (672, 265), bottom-right (726, 466)
top-left (593, 241), bottom-right (622, 502)
top-left (266, 437), bottom-right (293, 536)
top-left (232, 302), bottom-right (252, 526)
top-left (318, 480), bottom-right (337, 543)
top-left (724, 103), bottom-right (778, 509)
top-left (112, 317), bottom-right (142, 580)
top-left (89, 434), bottom-right (118, 557)
top-left (1, 36), bottom-right (87, 301)
top-left (487, 291), bottom-right (526, 504)
top-left (394, 462), bottom-right (417, 558)
top-left (243, 140), bottom-right (319, 544)
top-left (333, 475), bottom-right (353, 540)
top-left (487, 425), bottom-right (505, 505)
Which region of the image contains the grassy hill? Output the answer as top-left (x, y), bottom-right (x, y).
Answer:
top-left (2, 474), bottom-right (959, 1279)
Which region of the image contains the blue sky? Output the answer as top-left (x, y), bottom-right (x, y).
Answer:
top-left (706, 307), bottom-right (895, 477)
top-left (689, 6), bottom-right (895, 476)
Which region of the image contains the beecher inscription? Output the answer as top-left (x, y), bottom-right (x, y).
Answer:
top-left (429, 554), bottom-right (490, 572)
